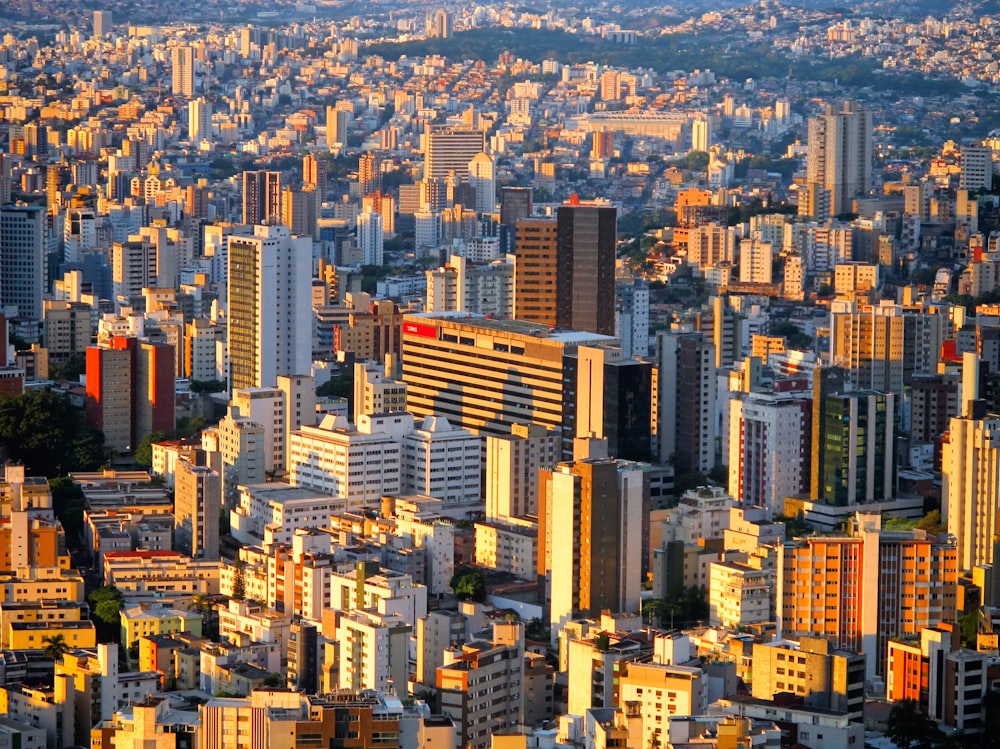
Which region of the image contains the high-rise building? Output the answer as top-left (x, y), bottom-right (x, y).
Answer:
top-left (353, 359), bottom-right (407, 424)
top-left (813, 388), bottom-right (895, 506)
top-left (513, 218), bottom-right (558, 326)
top-left (961, 145), bottom-right (994, 192)
top-left (85, 336), bottom-right (175, 453)
top-left (425, 128), bottom-right (485, 181)
top-left (485, 423), bottom-right (560, 521)
top-left (174, 450), bottom-right (221, 560)
top-left (0, 204), bottom-right (45, 322)
top-left (540, 459), bottom-right (644, 638)
top-left (556, 201), bottom-right (617, 336)
top-left (468, 152), bottom-right (496, 214)
top-left (402, 416), bottom-right (483, 505)
top-left (357, 209), bottom-right (384, 265)
top-left (326, 106), bottom-right (350, 150)
top-left (805, 101), bottom-right (872, 218)
top-left (188, 97), bottom-right (211, 143)
top-left (215, 407), bottom-right (266, 508)
top-left (400, 312), bottom-right (615, 453)
top-left (943, 414), bottom-right (1000, 573)
top-left (93, 10), bottom-right (111, 38)
top-left (572, 346), bottom-right (653, 462)
top-left (656, 329), bottom-right (717, 473)
top-left (729, 390), bottom-right (811, 515)
top-left (280, 186), bottom-right (317, 238)
top-left (241, 171), bottom-right (281, 226)
top-left (358, 152), bottom-right (381, 197)
top-left (738, 238), bottom-right (773, 284)
top-left (170, 46), bottom-right (195, 97)
top-left (779, 513), bottom-right (957, 679)
top-left (227, 224), bottom-right (311, 390)
top-left (500, 187), bottom-right (533, 229)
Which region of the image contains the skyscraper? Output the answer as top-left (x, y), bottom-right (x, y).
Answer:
top-left (357, 209), bottom-right (384, 265)
top-left (943, 414), bottom-right (1000, 573)
top-left (174, 450), bottom-right (221, 560)
top-left (805, 101), bottom-right (872, 218)
top-left (227, 225), bottom-right (312, 390)
top-left (241, 170), bottom-right (281, 225)
top-left (656, 329), bottom-right (717, 473)
top-left (961, 145), bottom-right (993, 192)
top-left (556, 200), bottom-right (617, 336)
top-left (0, 204), bottom-right (45, 321)
top-left (513, 218), bottom-right (558, 326)
top-left (171, 46), bottom-right (195, 97)
top-left (93, 10), bottom-right (111, 39)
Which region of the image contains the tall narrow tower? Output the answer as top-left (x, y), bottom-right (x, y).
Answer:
top-left (556, 200), bottom-right (617, 336)
top-left (805, 101), bottom-right (872, 218)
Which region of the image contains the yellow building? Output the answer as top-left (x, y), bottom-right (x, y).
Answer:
top-left (616, 661), bottom-right (707, 749)
top-left (7, 619), bottom-right (96, 650)
top-left (0, 601), bottom-right (91, 647)
top-left (120, 605), bottom-right (203, 647)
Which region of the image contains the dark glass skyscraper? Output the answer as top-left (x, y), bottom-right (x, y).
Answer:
top-left (555, 202), bottom-right (617, 336)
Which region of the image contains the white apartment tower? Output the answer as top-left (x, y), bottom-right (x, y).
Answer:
top-left (485, 423), bottom-right (560, 520)
top-left (227, 225), bottom-right (311, 390)
top-left (357, 209), bottom-right (384, 265)
top-left (188, 97), bottom-right (212, 143)
top-left (468, 152), bottom-right (496, 214)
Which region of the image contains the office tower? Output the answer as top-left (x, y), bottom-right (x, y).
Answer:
top-left (500, 187), bottom-right (533, 230)
top-left (738, 238), bottom-right (773, 284)
top-left (556, 201), bottom-right (617, 336)
top-left (943, 414), bottom-right (1000, 573)
top-left (402, 416), bottom-right (483, 505)
top-left (572, 346), bottom-right (653, 461)
top-left (829, 303), bottom-right (905, 392)
top-left (513, 218), bottom-right (558, 325)
top-left (400, 312), bottom-right (614, 453)
top-left (485, 423), bottom-right (560, 521)
top-left (241, 170), bottom-right (281, 226)
top-left (813, 388), bottom-right (895, 506)
top-left (357, 209), bottom-right (384, 265)
top-left (425, 127), bottom-right (485, 180)
top-left (467, 152), bottom-right (495, 214)
top-left (0, 205), bottom-right (44, 322)
top-left (805, 101), bottom-right (872, 218)
top-left (171, 46), bottom-right (195, 97)
top-left (188, 97), bottom-right (211, 143)
top-left (728, 391), bottom-right (811, 515)
top-left (174, 450), bottom-right (221, 559)
top-left (961, 145), bottom-right (993, 191)
top-left (358, 152), bottom-right (381, 197)
top-left (910, 373), bottom-right (961, 444)
top-left (540, 459), bottom-right (644, 637)
top-left (656, 330), bottom-right (717, 473)
top-left (93, 10), bottom-right (111, 38)
top-left (780, 513), bottom-right (957, 679)
top-left (227, 225), bottom-right (311, 390)
top-left (85, 336), bottom-right (175, 453)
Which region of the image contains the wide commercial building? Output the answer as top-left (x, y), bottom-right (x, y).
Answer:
top-left (400, 312), bottom-right (614, 454)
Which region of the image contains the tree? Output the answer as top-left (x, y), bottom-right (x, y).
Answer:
top-left (89, 586), bottom-right (125, 626)
top-left (0, 388), bottom-right (106, 476)
top-left (232, 560), bottom-right (246, 601)
top-left (885, 699), bottom-right (942, 749)
top-left (450, 567), bottom-right (486, 602)
top-left (915, 509), bottom-right (946, 535)
top-left (134, 431), bottom-right (168, 467)
top-left (593, 634), bottom-right (611, 652)
top-left (42, 634), bottom-right (69, 661)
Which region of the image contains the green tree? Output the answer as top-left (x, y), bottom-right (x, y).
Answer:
top-left (42, 634), bottom-right (69, 661)
top-left (886, 699), bottom-right (942, 749)
top-left (593, 634), bottom-right (611, 652)
top-left (89, 586), bottom-right (125, 625)
top-left (915, 509), bottom-right (946, 535)
top-left (450, 567), bottom-right (487, 602)
top-left (50, 476), bottom-right (86, 542)
top-left (0, 388), bottom-right (106, 476)
top-left (134, 431), bottom-right (168, 467)
top-left (232, 560), bottom-right (246, 601)
top-left (960, 608), bottom-right (980, 648)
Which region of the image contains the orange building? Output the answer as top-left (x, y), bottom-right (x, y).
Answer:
top-left (513, 218), bottom-right (558, 326)
top-left (779, 512), bottom-right (957, 680)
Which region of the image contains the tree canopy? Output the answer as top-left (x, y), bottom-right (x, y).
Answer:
top-left (0, 388), bottom-right (105, 476)
top-left (885, 699), bottom-right (942, 749)
top-left (450, 567), bottom-right (487, 603)
top-left (89, 586), bottom-right (125, 626)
